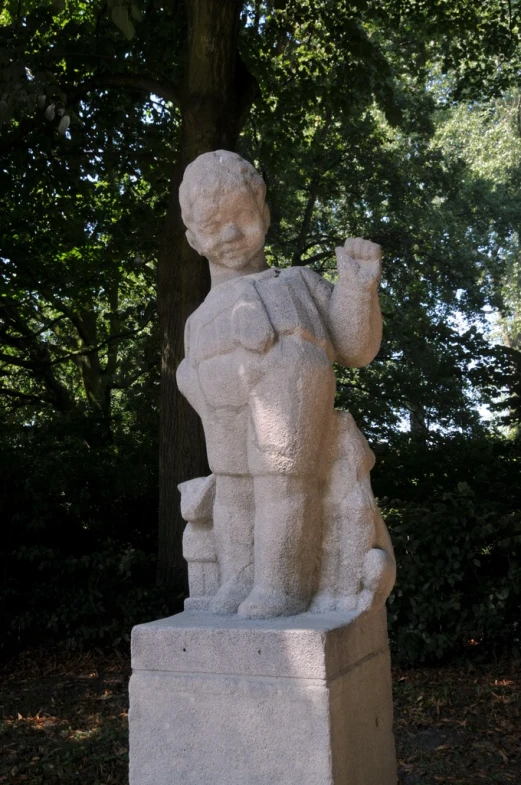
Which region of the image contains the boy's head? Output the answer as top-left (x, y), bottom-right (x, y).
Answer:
top-left (179, 151), bottom-right (270, 270)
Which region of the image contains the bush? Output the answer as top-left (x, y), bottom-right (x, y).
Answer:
top-left (0, 414), bottom-right (168, 655)
top-left (2, 414), bottom-right (520, 665)
top-left (5, 540), bottom-right (167, 651)
top-left (375, 434), bottom-right (521, 666)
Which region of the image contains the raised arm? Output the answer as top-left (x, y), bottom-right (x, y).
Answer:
top-left (326, 237), bottom-right (383, 368)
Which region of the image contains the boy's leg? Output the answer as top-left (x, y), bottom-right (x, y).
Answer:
top-left (239, 338), bottom-right (335, 618)
top-left (238, 474), bottom-right (323, 618)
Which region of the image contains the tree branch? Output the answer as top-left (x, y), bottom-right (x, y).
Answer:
top-left (0, 387), bottom-right (52, 407)
top-left (299, 249), bottom-right (335, 267)
top-left (70, 73), bottom-right (181, 105)
top-left (0, 352), bottom-right (37, 369)
top-left (0, 72), bottom-right (180, 158)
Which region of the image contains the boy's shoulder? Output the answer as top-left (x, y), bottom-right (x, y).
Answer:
top-left (277, 265), bottom-right (333, 293)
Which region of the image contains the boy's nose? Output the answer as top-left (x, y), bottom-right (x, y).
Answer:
top-left (220, 223), bottom-right (242, 243)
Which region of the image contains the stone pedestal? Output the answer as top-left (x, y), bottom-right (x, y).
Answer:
top-left (129, 608), bottom-right (396, 785)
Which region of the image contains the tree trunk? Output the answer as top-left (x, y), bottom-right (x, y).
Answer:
top-left (408, 402), bottom-right (427, 440)
top-left (156, 0), bottom-right (257, 599)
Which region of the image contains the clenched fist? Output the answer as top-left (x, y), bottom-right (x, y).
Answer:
top-left (335, 237), bottom-right (381, 289)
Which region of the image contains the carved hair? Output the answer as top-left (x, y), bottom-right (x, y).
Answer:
top-left (179, 150), bottom-right (266, 225)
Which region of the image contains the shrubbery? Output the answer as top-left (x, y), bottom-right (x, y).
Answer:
top-left (1, 414), bottom-right (168, 656)
top-left (2, 417), bottom-right (520, 666)
top-left (385, 487), bottom-right (521, 665)
top-left (375, 434), bottom-right (521, 666)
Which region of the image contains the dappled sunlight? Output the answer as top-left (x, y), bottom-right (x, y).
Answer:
top-left (0, 651), bottom-right (130, 785)
top-left (493, 678), bottom-right (516, 687)
top-left (3, 712), bottom-right (65, 732)
top-left (1, 645), bottom-right (519, 785)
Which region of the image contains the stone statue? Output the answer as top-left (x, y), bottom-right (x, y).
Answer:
top-left (176, 150), bottom-right (395, 619)
top-left (130, 151), bottom-right (398, 785)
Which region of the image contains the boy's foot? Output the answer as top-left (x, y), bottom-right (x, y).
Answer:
top-left (237, 586), bottom-right (308, 619)
top-left (209, 576), bottom-right (252, 615)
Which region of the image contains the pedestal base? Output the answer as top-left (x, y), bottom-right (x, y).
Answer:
top-left (129, 608), bottom-right (396, 785)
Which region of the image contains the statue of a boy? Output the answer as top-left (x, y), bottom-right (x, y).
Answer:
top-left (177, 150), bottom-right (393, 619)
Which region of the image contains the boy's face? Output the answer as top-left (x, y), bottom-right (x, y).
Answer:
top-left (185, 187), bottom-right (268, 269)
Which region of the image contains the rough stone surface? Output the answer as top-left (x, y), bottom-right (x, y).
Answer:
top-left (131, 608), bottom-right (388, 680)
top-left (176, 150), bottom-right (396, 620)
top-left (179, 475), bottom-right (218, 610)
top-left (129, 151), bottom-right (397, 785)
top-left (129, 609), bottom-right (397, 785)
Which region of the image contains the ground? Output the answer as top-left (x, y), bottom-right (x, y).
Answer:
top-left (394, 659), bottom-right (520, 784)
top-left (0, 650), bottom-right (519, 784)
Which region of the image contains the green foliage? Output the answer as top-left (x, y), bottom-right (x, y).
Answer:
top-left (240, 21), bottom-right (521, 443)
top-left (375, 434), bottom-right (521, 665)
top-left (0, 412), bottom-right (167, 654)
top-left (108, 0), bottom-right (142, 41)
